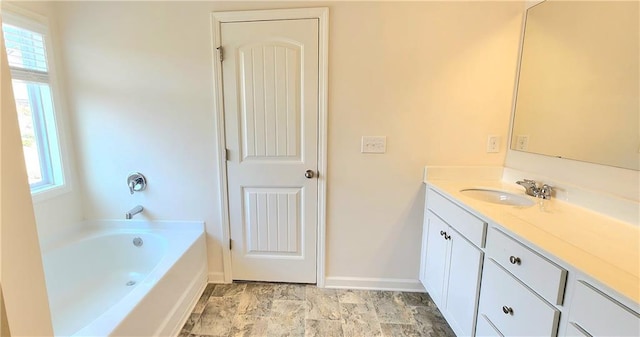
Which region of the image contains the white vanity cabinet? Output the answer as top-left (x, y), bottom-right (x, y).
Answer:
top-left (421, 189), bottom-right (486, 336)
top-left (421, 184), bottom-right (640, 337)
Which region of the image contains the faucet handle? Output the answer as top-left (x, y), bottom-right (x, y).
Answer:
top-left (127, 172), bottom-right (147, 195)
top-left (516, 179), bottom-right (538, 188)
top-left (539, 184), bottom-right (553, 199)
top-left (516, 179), bottom-right (540, 197)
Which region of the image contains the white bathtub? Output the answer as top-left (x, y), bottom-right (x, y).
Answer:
top-left (40, 220), bottom-right (208, 337)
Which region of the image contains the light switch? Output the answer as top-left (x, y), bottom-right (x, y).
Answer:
top-left (361, 136), bottom-right (386, 153)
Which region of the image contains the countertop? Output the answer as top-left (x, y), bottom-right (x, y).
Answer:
top-left (424, 179), bottom-right (640, 305)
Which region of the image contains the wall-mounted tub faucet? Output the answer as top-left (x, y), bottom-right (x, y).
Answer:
top-left (127, 172), bottom-right (147, 195)
top-left (125, 205), bottom-right (144, 219)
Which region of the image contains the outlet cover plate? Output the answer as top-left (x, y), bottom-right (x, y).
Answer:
top-left (486, 135), bottom-right (500, 153)
top-left (361, 136), bottom-right (386, 153)
top-left (516, 135), bottom-right (529, 151)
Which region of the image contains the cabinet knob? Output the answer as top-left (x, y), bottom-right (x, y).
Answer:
top-left (502, 306), bottom-right (514, 315)
top-left (509, 256), bottom-right (521, 265)
top-left (440, 230), bottom-right (445, 236)
top-left (444, 234), bottom-right (451, 240)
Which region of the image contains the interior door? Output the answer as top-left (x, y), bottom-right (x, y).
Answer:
top-left (221, 19), bottom-right (319, 283)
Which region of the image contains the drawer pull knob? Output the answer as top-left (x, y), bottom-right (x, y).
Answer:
top-left (440, 230), bottom-right (445, 236)
top-left (509, 256), bottom-right (521, 265)
top-left (444, 233), bottom-right (451, 240)
top-left (502, 306), bottom-right (514, 315)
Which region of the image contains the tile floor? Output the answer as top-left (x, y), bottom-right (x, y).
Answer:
top-left (179, 282), bottom-right (456, 337)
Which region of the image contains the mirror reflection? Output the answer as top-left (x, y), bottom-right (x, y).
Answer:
top-left (511, 0), bottom-right (639, 170)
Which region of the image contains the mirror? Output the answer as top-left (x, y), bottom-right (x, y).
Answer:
top-left (511, 0), bottom-right (639, 170)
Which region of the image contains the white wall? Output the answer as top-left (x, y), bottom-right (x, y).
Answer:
top-left (52, 1), bottom-right (525, 284)
top-left (1, 25), bottom-right (54, 336)
top-left (325, 2), bottom-right (523, 282)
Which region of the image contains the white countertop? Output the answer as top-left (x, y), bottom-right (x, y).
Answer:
top-left (424, 178), bottom-right (640, 304)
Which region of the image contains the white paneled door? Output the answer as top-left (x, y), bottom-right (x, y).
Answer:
top-left (221, 19), bottom-right (319, 283)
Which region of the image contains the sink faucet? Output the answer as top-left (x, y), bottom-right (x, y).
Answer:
top-left (516, 179), bottom-right (553, 199)
top-left (125, 205), bottom-right (144, 219)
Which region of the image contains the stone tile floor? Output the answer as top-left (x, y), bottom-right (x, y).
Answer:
top-left (179, 282), bottom-right (456, 337)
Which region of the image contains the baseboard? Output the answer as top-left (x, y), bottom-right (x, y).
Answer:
top-left (324, 276), bottom-right (425, 292)
top-left (208, 271), bottom-right (227, 283)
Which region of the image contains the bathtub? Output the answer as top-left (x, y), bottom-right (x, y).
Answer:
top-left (40, 220), bottom-right (208, 337)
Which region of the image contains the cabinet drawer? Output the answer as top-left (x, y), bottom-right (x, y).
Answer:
top-left (479, 259), bottom-right (560, 337)
top-left (568, 281), bottom-right (640, 336)
top-left (487, 228), bottom-right (567, 304)
top-left (476, 314), bottom-right (503, 337)
top-left (427, 188), bottom-right (486, 247)
top-left (565, 322), bottom-right (591, 337)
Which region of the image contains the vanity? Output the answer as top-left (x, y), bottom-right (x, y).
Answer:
top-left (419, 168), bottom-right (640, 337)
top-left (419, 2), bottom-right (640, 335)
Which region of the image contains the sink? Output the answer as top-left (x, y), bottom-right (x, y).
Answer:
top-left (460, 188), bottom-right (535, 207)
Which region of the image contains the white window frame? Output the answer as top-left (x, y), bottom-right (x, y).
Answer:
top-left (2, 4), bottom-right (72, 202)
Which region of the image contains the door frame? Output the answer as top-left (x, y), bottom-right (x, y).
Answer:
top-left (210, 8), bottom-right (329, 286)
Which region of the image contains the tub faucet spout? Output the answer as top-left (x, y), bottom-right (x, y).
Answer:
top-left (125, 205), bottom-right (144, 219)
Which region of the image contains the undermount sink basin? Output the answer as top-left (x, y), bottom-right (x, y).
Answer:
top-left (460, 188), bottom-right (535, 207)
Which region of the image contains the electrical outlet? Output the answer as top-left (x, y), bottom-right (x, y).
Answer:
top-left (516, 135), bottom-right (529, 151)
top-left (361, 136), bottom-right (386, 153)
top-left (486, 135), bottom-right (500, 153)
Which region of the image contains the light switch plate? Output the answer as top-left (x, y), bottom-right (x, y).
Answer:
top-left (361, 136), bottom-right (386, 153)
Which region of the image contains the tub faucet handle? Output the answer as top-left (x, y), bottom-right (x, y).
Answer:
top-left (127, 172), bottom-right (147, 195)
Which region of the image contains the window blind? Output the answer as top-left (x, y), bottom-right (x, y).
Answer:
top-left (2, 23), bottom-right (49, 82)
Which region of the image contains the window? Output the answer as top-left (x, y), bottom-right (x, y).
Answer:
top-left (2, 13), bottom-right (65, 194)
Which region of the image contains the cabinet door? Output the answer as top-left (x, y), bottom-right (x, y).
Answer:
top-left (423, 212), bottom-right (449, 306)
top-left (445, 229), bottom-right (483, 336)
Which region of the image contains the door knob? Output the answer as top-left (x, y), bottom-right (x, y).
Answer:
top-left (305, 170), bottom-right (315, 179)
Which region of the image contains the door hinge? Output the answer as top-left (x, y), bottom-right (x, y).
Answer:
top-left (217, 46), bottom-right (224, 62)
top-left (229, 239), bottom-right (232, 250)
top-left (225, 148), bottom-right (230, 161)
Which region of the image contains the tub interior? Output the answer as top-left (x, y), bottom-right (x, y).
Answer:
top-left (42, 232), bottom-right (168, 336)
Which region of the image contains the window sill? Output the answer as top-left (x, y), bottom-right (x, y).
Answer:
top-left (31, 183), bottom-right (72, 204)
